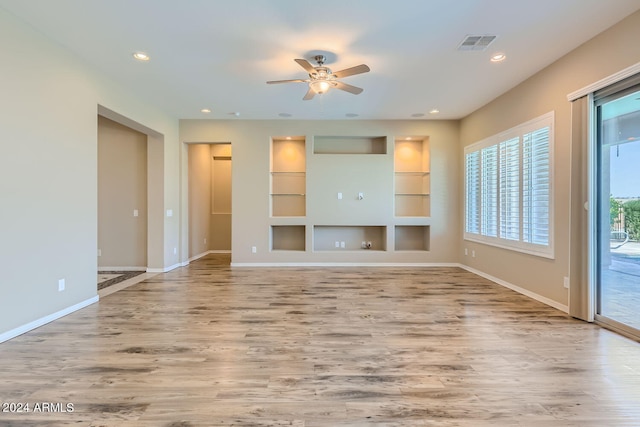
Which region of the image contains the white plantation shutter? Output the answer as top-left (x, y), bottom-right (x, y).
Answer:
top-left (523, 127), bottom-right (550, 245)
top-left (499, 137), bottom-right (520, 241)
top-left (465, 151), bottom-right (481, 234)
top-left (464, 112), bottom-right (553, 258)
top-left (481, 145), bottom-right (498, 237)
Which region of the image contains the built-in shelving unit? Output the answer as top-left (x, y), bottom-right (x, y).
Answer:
top-left (271, 137), bottom-right (306, 217)
top-left (394, 138), bottom-right (430, 217)
top-left (266, 134), bottom-right (431, 259)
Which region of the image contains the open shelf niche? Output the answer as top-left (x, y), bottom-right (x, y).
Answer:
top-left (394, 137), bottom-right (430, 217)
top-left (271, 136), bottom-right (306, 217)
top-left (313, 136), bottom-right (387, 154)
top-left (395, 225), bottom-right (430, 251)
top-left (313, 226), bottom-right (386, 251)
top-left (271, 225), bottom-right (305, 251)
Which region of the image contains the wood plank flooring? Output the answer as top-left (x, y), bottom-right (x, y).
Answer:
top-left (1, 253), bottom-right (640, 426)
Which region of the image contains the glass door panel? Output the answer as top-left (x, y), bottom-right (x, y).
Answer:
top-left (597, 87), bottom-right (640, 333)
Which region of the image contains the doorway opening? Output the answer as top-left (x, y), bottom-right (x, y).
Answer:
top-left (188, 143), bottom-right (232, 265)
top-left (97, 105), bottom-right (165, 292)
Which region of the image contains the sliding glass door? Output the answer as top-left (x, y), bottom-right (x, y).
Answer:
top-left (596, 83), bottom-right (640, 335)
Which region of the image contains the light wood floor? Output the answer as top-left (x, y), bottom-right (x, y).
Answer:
top-left (1, 254), bottom-right (640, 426)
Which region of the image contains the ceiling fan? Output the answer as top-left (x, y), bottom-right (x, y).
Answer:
top-left (267, 55), bottom-right (370, 100)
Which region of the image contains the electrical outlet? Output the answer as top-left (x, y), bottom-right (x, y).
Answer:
top-left (252, 246), bottom-right (257, 253)
top-left (464, 248), bottom-right (468, 256)
top-left (204, 238), bottom-right (207, 245)
top-left (97, 249), bottom-right (102, 257)
top-left (472, 250), bottom-right (476, 258)
top-left (564, 277), bottom-right (569, 289)
top-left (335, 241), bottom-right (340, 248)
top-left (133, 209), bottom-right (139, 217)
top-left (337, 192), bottom-right (343, 200)
top-left (173, 247), bottom-right (177, 255)
top-left (340, 241), bottom-right (346, 248)
top-left (58, 279), bottom-right (65, 292)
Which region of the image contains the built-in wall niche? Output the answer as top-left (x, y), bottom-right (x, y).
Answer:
top-left (394, 137), bottom-right (430, 217)
top-left (395, 226), bottom-right (430, 251)
top-left (313, 136), bottom-right (387, 154)
top-left (271, 137), bottom-right (306, 217)
top-left (313, 225), bottom-right (386, 251)
top-left (271, 225), bottom-right (305, 251)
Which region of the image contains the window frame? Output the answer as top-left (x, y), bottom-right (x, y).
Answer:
top-left (463, 111), bottom-right (555, 259)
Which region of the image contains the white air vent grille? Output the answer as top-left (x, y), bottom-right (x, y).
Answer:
top-left (458, 35), bottom-right (497, 51)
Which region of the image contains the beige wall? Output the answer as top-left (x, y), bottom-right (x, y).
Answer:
top-left (459, 10), bottom-right (640, 307)
top-left (98, 116), bottom-right (147, 268)
top-left (0, 8), bottom-right (179, 338)
top-left (180, 120), bottom-right (460, 265)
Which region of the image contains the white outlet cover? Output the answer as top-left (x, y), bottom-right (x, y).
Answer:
top-left (58, 279), bottom-right (65, 291)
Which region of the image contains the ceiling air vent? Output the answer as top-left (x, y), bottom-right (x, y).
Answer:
top-left (457, 35), bottom-right (497, 51)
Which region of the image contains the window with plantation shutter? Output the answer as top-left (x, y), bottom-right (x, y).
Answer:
top-left (463, 112), bottom-right (554, 258)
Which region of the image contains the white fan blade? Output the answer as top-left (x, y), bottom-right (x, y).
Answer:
top-left (303, 87), bottom-right (316, 100)
top-left (266, 79), bottom-right (307, 84)
top-left (295, 59), bottom-right (316, 74)
top-left (333, 64), bottom-right (370, 79)
top-left (334, 81), bottom-right (364, 95)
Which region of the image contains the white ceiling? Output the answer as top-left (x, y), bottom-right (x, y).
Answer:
top-left (2, 0), bottom-right (640, 120)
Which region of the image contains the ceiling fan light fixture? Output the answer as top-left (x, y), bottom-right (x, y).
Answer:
top-left (310, 80), bottom-right (332, 94)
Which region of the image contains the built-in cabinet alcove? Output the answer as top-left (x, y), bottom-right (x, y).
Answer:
top-left (268, 134), bottom-right (431, 258)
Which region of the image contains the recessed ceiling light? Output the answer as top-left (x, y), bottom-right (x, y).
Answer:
top-left (490, 53), bottom-right (506, 63)
top-left (279, 113), bottom-right (292, 117)
top-left (132, 52), bottom-right (150, 61)
top-left (429, 109), bottom-right (440, 114)
top-left (228, 112), bottom-right (240, 117)
top-left (405, 137), bottom-right (412, 140)
top-left (345, 113), bottom-right (359, 118)
top-left (285, 136), bottom-right (292, 140)
top-left (411, 113), bottom-right (425, 118)
top-left (200, 108), bottom-right (211, 113)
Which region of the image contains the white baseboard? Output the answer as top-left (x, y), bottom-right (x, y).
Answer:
top-left (0, 295), bottom-right (100, 344)
top-left (231, 262), bottom-right (462, 268)
top-left (459, 264), bottom-right (569, 313)
top-left (146, 263), bottom-right (182, 273)
top-left (98, 266), bottom-right (146, 272)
